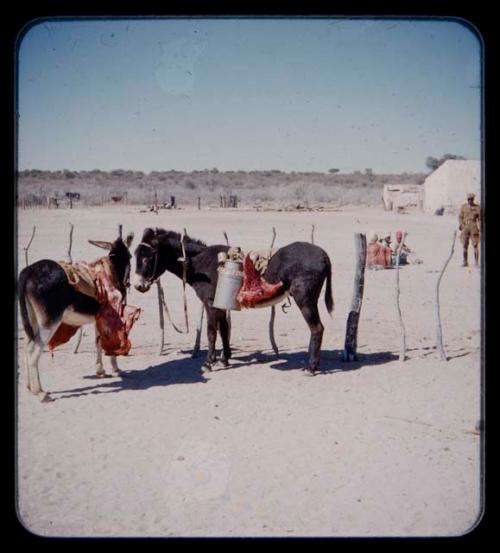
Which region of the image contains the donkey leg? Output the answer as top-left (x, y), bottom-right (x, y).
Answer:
top-left (295, 300), bottom-right (324, 376)
top-left (27, 325), bottom-right (59, 402)
top-left (202, 306), bottom-right (219, 372)
top-left (95, 327), bottom-right (121, 376)
top-left (110, 356), bottom-right (122, 376)
top-left (26, 339), bottom-right (43, 395)
top-left (24, 342), bottom-right (34, 392)
top-left (23, 299), bottom-right (38, 392)
top-left (94, 326), bottom-right (107, 377)
top-left (218, 311), bottom-right (232, 367)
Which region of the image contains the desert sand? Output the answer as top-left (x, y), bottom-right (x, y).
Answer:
top-left (16, 205), bottom-right (483, 537)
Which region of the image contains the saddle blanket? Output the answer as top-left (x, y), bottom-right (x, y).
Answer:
top-left (48, 257), bottom-right (141, 355)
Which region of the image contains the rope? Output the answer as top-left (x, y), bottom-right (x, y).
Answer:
top-left (156, 233), bottom-right (190, 335)
top-left (140, 236), bottom-right (190, 334)
top-left (159, 282), bottom-right (188, 334)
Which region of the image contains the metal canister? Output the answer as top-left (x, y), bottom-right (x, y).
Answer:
top-left (213, 259), bottom-right (243, 311)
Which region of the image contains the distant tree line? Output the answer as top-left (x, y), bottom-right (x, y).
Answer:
top-left (426, 154), bottom-right (466, 172)
top-left (17, 167), bottom-right (428, 208)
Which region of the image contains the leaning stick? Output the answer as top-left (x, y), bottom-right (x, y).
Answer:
top-left (180, 228), bottom-right (190, 333)
top-left (222, 231), bottom-right (232, 342)
top-left (268, 226), bottom-right (279, 357)
top-left (310, 224), bottom-right (315, 245)
top-left (66, 223), bottom-right (85, 354)
top-left (156, 279), bottom-right (166, 354)
top-left (270, 227), bottom-right (277, 249)
top-left (24, 225), bottom-right (36, 266)
top-left (73, 327), bottom-right (84, 353)
top-left (269, 304), bottom-right (279, 357)
top-left (191, 302), bottom-right (205, 358)
top-left (435, 230), bottom-right (457, 361)
top-left (191, 226), bottom-right (207, 355)
top-left (342, 233), bottom-right (367, 361)
top-left (394, 232), bottom-right (407, 361)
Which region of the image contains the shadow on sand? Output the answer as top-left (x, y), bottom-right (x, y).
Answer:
top-left (183, 348), bottom-right (399, 375)
top-left (267, 350), bottom-right (399, 373)
top-left (51, 349), bottom-right (399, 400)
top-left (52, 355), bottom-right (208, 400)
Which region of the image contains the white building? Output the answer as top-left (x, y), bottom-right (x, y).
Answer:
top-left (382, 184), bottom-right (424, 211)
top-left (423, 159), bottom-right (482, 214)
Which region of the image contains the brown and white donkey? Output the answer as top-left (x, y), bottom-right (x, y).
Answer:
top-left (17, 231), bottom-right (140, 402)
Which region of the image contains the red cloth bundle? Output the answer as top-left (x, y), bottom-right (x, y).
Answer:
top-left (366, 243), bottom-right (392, 268)
top-left (236, 253), bottom-right (283, 308)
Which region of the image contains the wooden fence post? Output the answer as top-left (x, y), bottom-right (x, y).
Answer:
top-left (435, 230), bottom-right (457, 361)
top-left (67, 223), bottom-right (74, 262)
top-left (268, 226), bottom-right (279, 357)
top-left (23, 226), bottom-right (36, 267)
top-left (68, 223), bottom-right (85, 354)
top-left (342, 233), bottom-right (367, 362)
top-left (222, 230), bottom-right (232, 342)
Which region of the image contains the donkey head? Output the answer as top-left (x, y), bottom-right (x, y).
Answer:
top-left (133, 227), bottom-right (161, 293)
top-left (89, 231), bottom-right (134, 298)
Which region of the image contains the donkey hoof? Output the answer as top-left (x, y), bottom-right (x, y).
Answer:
top-left (112, 369), bottom-right (122, 377)
top-left (96, 372), bottom-right (107, 378)
top-left (304, 368), bottom-right (317, 377)
top-left (201, 362), bottom-right (213, 373)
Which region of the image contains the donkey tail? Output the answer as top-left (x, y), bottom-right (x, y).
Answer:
top-left (324, 254), bottom-right (334, 316)
top-left (18, 269), bottom-right (36, 342)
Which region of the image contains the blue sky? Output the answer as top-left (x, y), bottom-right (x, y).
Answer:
top-left (17, 17), bottom-right (482, 173)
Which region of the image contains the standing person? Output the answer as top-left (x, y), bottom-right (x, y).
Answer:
top-left (458, 192), bottom-right (482, 267)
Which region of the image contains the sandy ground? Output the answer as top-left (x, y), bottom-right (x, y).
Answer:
top-left (16, 205), bottom-right (483, 537)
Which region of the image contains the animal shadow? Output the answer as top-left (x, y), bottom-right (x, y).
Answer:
top-left (268, 350), bottom-right (399, 374)
top-left (53, 356), bottom-right (208, 400)
top-left (211, 348), bottom-right (398, 374)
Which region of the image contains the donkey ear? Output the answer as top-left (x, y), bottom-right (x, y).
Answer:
top-left (88, 239), bottom-right (113, 251)
top-left (124, 232), bottom-right (134, 248)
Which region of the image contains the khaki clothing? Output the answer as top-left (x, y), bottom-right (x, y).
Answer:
top-left (459, 202), bottom-right (481, 240)
top-left (461, 229), bottom-right (480, 248)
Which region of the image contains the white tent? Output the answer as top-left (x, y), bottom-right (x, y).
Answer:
top-left (423, 159), bottom-right (482, 213)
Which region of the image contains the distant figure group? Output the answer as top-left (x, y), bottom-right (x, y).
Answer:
top-left (366, 230), bottom-right (422, 270)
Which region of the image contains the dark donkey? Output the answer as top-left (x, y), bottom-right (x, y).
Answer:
top-left (133, 228), bottom-right (334, 375)
top-left (18, 231), bottom-right (135, 402)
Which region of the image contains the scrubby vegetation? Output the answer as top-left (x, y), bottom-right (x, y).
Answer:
top-left (17, 168), bottom-right (426, 209)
